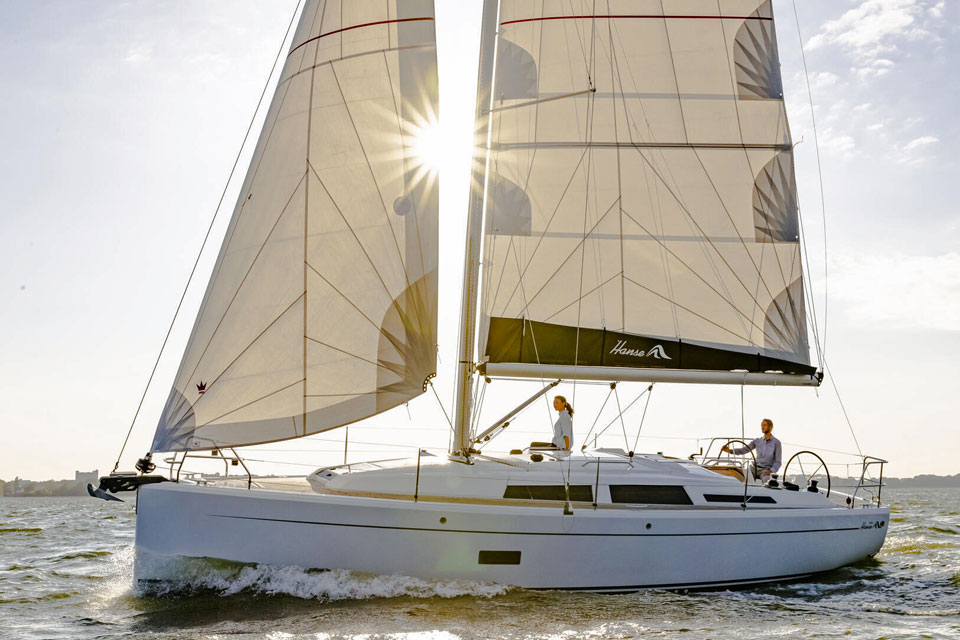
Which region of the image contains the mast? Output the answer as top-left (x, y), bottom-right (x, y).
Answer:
top-left (452, 0), bottom-right (500, 456)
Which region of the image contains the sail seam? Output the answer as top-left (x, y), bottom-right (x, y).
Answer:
top-left (495, 147), bottom-right (590, 317)
top-left (196, 293), bottom-right (306, 394)
top-left (304, 335), bottom-right (395, 372)
top-left (198, 378), bottom-right (305, 429)
top-left (307, 161), bottom-right (407, 323)
top-left (287, 17), bottom-right (434, 58)
top-left (180, 176), bottom-right (307, 393)
top-left (619, 207), bottom-right (784, 347)
top-left (514, 198), bottom-right (620, 318)
top-left (304, 260), bottom-right (396, 343)
top-left (621, 275), bottom-right (752, 344)
top-left (329, 65), bottom-right (420, 325)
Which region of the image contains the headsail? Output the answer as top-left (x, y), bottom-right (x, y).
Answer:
top-left (478, 0), bottom-right (817, 383)
top-left (152, 0), bottom-right (439, 452)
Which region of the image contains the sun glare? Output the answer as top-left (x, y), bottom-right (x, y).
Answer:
top-left (408, 117), bottom-right (446, 175)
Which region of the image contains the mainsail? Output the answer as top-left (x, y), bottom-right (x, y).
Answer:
top-left (477, 0), bottom-right (818, 384)
top-left (152, 0), bottom-right (439, 452)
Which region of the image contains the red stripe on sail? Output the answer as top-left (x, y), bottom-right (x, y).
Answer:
top-left (501, 15), bottom-right (772, 26)
top-left (288, 17), bottom-right (434, 58)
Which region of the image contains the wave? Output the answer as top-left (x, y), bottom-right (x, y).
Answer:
top-left (0, 527), bottom-right (42, 534)
top-left (134, 552), bottom-right (509, 601)
top-left (54, 550), bottom-right (112, 561)
top-left (861, 603), bottom-right (960, 617)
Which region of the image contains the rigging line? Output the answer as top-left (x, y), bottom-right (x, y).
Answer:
top-left (651, 0), bottom-right (759, 334)
top-left (542, 272), bottom-right (620, 323)
top-left (182, 174), bottom-right (307, 391)
top-left (305, 18), bottom-right (324, 436)
top-left (485, 88), bottom-right (596, 114)
top-left (509, 248), bottom-right (552, 424)
top-left (495, 146), bottom-right (590, 316)
top-left (572, 9), bottom-right (601, 403)
top-left (824, 362), bottom-right (862, 457)
top-left (605, 8), bottom-right (626, 333)
top-left (593, 385), bottom-right (650, 443)
top-left (603, 12), bottom-right (761, 320)
top-left (329, 65), bottom-right (421, 325)
top-left (612, 385), bottom-right (631, 452)
top-left (562, 0), bottom-right (593, 83)
top-left (740, 384), bottom-right (745, 441)
top-left (631, 384), bottom-right (655, 454)
top-left (608, 21), bottom-right (678, 337)
top-left (791, 0), bottom-right (829, 360)
top-left (797, 206), bottom-right (824, 366)
top-left (307, 161), bottom-right (408, 323)
top-left (581, 385), bottom-right (613, 446)
top-left (471, 375), bottom-right (487, 434)
top-left (618, 208), bottom-right (784, 346)
top-left (514, 197), bottom-right (620, 318)
top-left (621, 274), bottom-right (754, 345)
top-left (110, 0), bottom-right (304, 471)
top-left (484, 87), bottom-right (509, 318)
top-left (428, 380), bottom-right (456, 435)
top-left (624, 146), bottom-right (781, 324)
top-left (713, 0), bottom-right (769, 344)
top-left (519, 0), bottom-right (548, 193)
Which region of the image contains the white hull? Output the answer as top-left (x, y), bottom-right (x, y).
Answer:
top-left (135, 478), bottom-right (888, 591)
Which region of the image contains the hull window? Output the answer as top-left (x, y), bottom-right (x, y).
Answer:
top-left (704, 494), bottom-right (777, 504)
top-left (503, 485), bottom-right (593, 501)
top-left (609, 485), bottom-right (693, 505)
top-left (478, 550), bottom-right (522, 565)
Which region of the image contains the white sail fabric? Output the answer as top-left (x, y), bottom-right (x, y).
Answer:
top-left (480, 0), bottom-right (813, 376)
top-left (152, 0), bottom-right (439, 452)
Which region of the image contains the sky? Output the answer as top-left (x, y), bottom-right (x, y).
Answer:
top-left (1, 0), bottom-right (958, 482)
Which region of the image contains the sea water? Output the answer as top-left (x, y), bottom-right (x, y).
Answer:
top-left (1, 489), bottom-right (958, 639)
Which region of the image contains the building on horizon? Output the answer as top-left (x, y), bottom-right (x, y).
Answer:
top-left (75, 470), bottom-right (99, 484)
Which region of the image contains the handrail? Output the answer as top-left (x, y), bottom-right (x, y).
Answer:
top-left (850, 456), bottom-right (887, 508)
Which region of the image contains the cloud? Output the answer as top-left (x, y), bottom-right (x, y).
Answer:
top-left (897, 135), bottom-right (940, 165)
top-left (123, 43), bottom-right (152, 64)
top-left (831, 252), bottom-right (960, 331)
top-left (806, 0), bottom-right (942, 76)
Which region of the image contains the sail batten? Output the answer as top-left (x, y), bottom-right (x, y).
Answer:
top-left (152, 0), bottom-right (439, 453)
top-left (479, 0), bottom-right (815, 381)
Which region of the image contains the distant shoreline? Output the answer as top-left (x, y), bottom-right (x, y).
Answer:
top-left (3, 473), bottom-right (960, 496)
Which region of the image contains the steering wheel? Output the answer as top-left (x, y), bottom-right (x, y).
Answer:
top-left (783, 450), bottom-right (831, 497)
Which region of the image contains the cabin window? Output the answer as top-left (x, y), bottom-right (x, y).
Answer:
top-left (503, 485), bottom-right (593, 501)
top-left (609, 485), bottom-right (693, 505)
top-left (478, 550), bottom-right (521, 565)
top-left (703, 493), bottom-right (777, 504)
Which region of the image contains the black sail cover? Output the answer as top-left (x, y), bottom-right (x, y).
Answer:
top-left (152, 0), bottom-right (440, 452)
top-left (480, 0), bottom-right (816, 378)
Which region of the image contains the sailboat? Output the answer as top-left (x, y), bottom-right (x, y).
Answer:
top-left (94, 0), bottom-right (890, 591)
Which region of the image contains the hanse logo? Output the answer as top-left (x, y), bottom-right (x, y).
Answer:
top-left (609, 340), bottom-right (671, 360)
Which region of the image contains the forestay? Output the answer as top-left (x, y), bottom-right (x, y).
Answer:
top-left (478, 0), bottom-right (817, 382)
top-left (152, 0), bottom-right (439, 452)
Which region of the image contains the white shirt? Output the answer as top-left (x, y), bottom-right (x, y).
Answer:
top-left (553, 410), bottom-right (573, 449)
